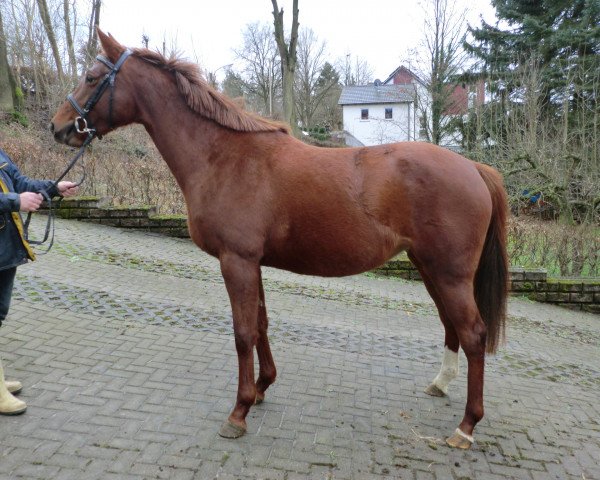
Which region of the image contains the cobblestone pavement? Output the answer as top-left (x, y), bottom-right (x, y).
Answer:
top-left (0, 218), bottom-right (598, 480)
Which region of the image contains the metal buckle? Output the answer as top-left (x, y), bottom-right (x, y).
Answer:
top-left (74, 117), bottom-right (95, 134)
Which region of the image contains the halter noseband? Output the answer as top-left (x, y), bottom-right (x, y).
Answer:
top-left (67, 49), bottom-right (132, 136)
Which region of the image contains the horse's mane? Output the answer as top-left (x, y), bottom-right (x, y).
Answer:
top-left (130, 48), bottom-right (290, 134)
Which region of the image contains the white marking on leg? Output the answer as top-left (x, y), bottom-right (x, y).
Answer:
top-left (454, 427), bottom-right (474, 443)
top-left (432, 346), bottom-right (459, 394)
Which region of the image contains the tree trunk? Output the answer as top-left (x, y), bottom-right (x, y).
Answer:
top-left (64, 0), bottom-right (78, 80)
top-left (0, 8), bottom-right (15, 111)
top-left (271, 0), bottom-right (299, 133)
top-left (37, 0), bottom-right (64, 83)
top-left (86, 0), bottom-right (101, 65)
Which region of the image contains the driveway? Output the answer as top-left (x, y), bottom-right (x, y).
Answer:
top-left (0, 218), bottom-right (598, 479)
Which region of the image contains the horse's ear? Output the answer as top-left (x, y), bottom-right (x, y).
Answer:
top-left (97, 27), bottom-right (125, 62)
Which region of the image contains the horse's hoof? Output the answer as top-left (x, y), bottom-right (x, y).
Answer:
top-left (254, 393), bottom-right (265, 405)
top-left (425, 383), bottom-right (446, 397)
top-left (446, 428), bottom-right (473, 449)
top-left (218, 420), bottom-right (246, 439)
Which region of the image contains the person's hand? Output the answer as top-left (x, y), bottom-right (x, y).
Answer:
top-left (57, 181), bottom-right (79, 197)
top-left (19, 192), bottom-right (43, 212)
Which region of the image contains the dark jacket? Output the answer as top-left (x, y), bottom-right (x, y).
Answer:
top-left (0, 148), bottom-right (58, 271)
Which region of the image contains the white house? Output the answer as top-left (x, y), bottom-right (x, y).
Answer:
top-left (339, 65), bottom-right (485, 148)
top-left (338, 81), bottom-right (418, 147)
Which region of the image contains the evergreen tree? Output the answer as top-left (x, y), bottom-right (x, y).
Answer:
top-left (312, 62), bottom-right (342, 130)
top-left (465, 0), bottom-right (600, 110)
top-left (463, 0), bottom-right (600, 224)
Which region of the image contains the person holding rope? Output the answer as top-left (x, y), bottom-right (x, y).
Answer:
top-left (0, 147), bottom-right (78, 415)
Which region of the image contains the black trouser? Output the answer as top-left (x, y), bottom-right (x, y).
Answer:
top-left (0, 267), bottom-right (16, 328)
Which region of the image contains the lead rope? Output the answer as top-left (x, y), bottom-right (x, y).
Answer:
top-left (23, 132), bottom-right (95, 254)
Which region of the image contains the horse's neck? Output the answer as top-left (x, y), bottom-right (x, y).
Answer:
top-left (135, 80), bottom-right (225, 189)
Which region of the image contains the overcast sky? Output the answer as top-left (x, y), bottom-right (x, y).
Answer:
top-left (100, 0), bottom-right (498, 81)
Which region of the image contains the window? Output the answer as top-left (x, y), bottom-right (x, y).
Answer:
top-left (361, 108), bottom-right (369, 120)
top-left (385, 108), bottom-right (393, 119)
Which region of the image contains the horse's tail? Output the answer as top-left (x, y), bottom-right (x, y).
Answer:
top-left (475, 163), bottom-right (509, 354)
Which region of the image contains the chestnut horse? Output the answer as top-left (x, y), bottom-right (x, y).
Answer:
top-left (50, 30), bottom-right (508, 449)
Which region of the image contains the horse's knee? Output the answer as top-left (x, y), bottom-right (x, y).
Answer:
top-left (234, 330), bottom-right (258, 354)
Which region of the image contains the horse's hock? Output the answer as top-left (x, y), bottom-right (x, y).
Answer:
top-left (41, 196), bottom-right (600, 315)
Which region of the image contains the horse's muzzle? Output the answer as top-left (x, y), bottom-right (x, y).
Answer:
top-left (51, 122), bottom-right (80, 147)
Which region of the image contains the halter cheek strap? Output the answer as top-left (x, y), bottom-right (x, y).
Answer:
top-left (67, 49), bottom-right (132, 134)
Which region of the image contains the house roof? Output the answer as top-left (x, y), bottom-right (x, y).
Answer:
top-left (338, 84), bottom-right (415, 106)
top-left (382, 65), bottom-right (425, 86)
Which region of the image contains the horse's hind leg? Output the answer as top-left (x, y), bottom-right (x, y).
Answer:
top-left (218, 253), bottom-right (261, 438)
top-left (409, 255), bottom-right (460, 397)
top-left (255, 271), bottom-right (276, 404)
top-left (434, 280), bottom-right (487, 449)
top-left (411, 252), bottom-right (486, 449)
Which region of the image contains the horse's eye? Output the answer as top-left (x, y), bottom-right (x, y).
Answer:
top-left (85, 75), bottom-right (95, 84)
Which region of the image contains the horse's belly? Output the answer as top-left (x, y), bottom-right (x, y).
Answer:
top-left (263, 227), bottom-right (407, 277)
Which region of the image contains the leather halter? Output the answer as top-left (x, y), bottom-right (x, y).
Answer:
top-left (67, 49), bottom-right (132, 136)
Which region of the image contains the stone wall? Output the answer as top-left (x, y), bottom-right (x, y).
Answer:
top-left (510, 268), bottom-right (599, 314)
top-left (376, 258), bottom-right (600, 314)
top-left (42, 196), bottom-right (599, 313)
top-left (42, 196), bottom-right (189, 238)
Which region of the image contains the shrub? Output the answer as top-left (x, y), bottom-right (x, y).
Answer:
top-left (9, 110), bottom-right (29, 127)
top-left (1, 121), bottom-right (185, 215)
top-left (508, 217), bottom-right (599, 277)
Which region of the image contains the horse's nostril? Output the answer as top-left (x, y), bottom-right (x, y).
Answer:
top-left (49, 122), bottom-right (55, 133)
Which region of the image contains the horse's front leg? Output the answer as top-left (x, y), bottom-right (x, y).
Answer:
top-left (218, 253), bottom-right (260, 439)
top-left (255, 271), bottom-right (276, 404)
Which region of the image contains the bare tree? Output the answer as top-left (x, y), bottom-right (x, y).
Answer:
top-left (85, 0), bottom-right (101, 65)
top-left (6, 0), bottom-right (46, 104)
top-left (294, 28), bottom-right (336, 129)
top-left (5, 1), bottom-right (25, 92)
top-left (36, 0), bottom-right (64, 82)
top-left (469, 58), bottom-right (600, 224)
top-left (63, 0), bottom-right (77, 80)
top-left (271, 0), bottom-right (299, 131)
top-left (234, 22), bottom-right (281, 116)
top-left (412, 0), bottom-right (469, 145)
top-left (338, 53), bottom-right (373, 86)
